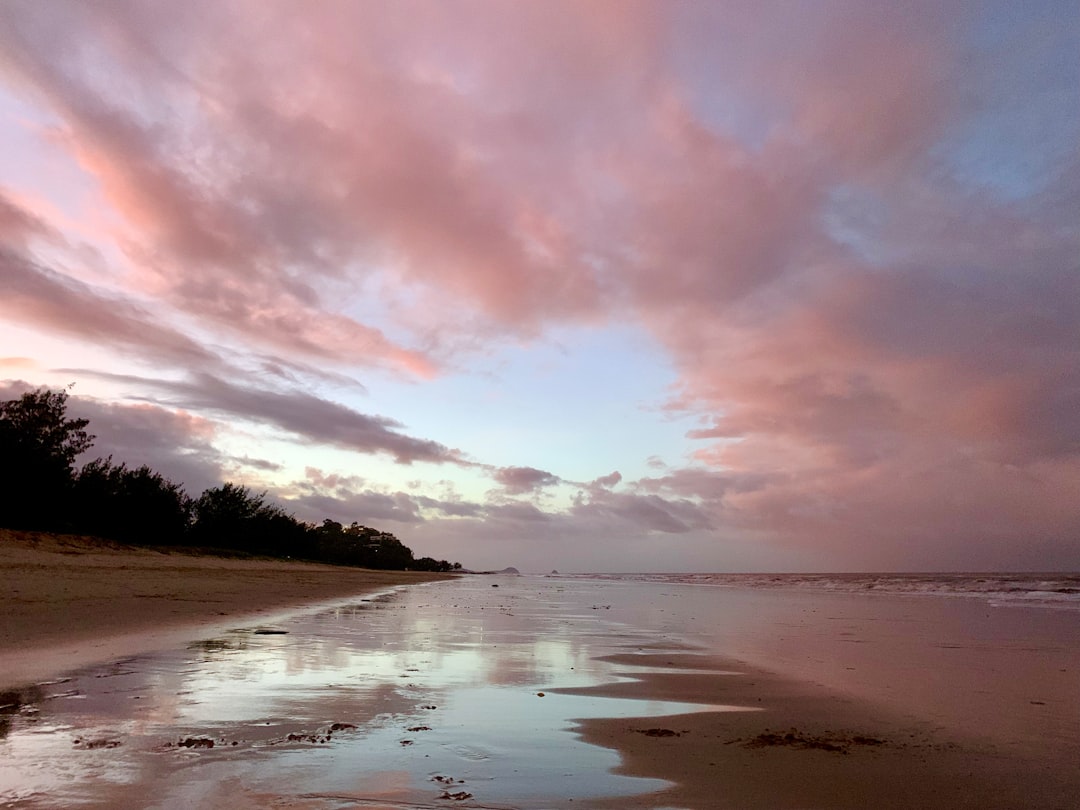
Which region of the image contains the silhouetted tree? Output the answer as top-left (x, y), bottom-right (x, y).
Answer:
top-left (73, 457), bottom-right (192, 544)
top-left (1, 387), bottom-right (457, 572)
top-left (0, 387), bottom-right (93, 529)
top-left (305, 519), bottom-right (428, 568)
top-left (190, 483), bottom-right (306, 554)
top-left (413, 556), bottom-right (456, 572)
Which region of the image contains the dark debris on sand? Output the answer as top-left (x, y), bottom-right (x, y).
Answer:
top-left (635, 727), bottom-right (682, 737)
top-left (277, 722), bottom-right (359, 745)
top-left (730, 728), bottom-right (886, 754)
top-left (177, 736), bottom-right (216, 749)
top-left (73, 737), bottom-right (123, 749)
top-left (163, 721), bottom-right (362, 749)
top-left (431, 773), bottom-right (472, 800)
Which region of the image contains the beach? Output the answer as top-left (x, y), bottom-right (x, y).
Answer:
top-left (0, 531), bottom-right (454, 690)
top-left (2, 541), bottom-right (1078, 808)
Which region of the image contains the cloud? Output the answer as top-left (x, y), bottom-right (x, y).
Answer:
top-left (63, 369), bottom-right (467, 466)
top-left (1, 2), bottom-right (1077, 569)
top-left (302, 467), bottom-right (366, 495)
top-left (0, 357), bottom-right (36, 370)
top-left (272, 460), bottom-right (716, 569)
top-left (291, 490), bottom-right (425, 526)
top-left (0, 189), bottom-right (58, 246)
top-left (0, 5), bottom-right (438, 376)
top-left (0, 187), bottom-right (381, 389)
top-left (485, 501), bottom-right (553, 524)
top-left (589, 471), bottom-right (622, 489)
top-left (0, 244), bottom-right (222, 371)
top-left (412, 495), bottom-right (485, 519)
top-left (232, 456), bottom-right (283, 473)
top-left (286, 467), bottom-right (485, 526)
top-left (492, 466), bottom-right (561, 495)
top-left (571, 486), bottom-right (713, 535)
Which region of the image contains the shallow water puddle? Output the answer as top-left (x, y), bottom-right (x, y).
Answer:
top-left (0, 578), bottom-right (756, 809)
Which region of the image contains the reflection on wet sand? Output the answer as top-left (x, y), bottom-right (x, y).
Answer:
top-left (0, 578), bottom-right (743, 809)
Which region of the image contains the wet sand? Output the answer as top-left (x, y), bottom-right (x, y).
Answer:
top-left (2, 550), bottom-right (1078, 808)
top-left (575, 652), bottom-right (1078, 809)
top-left (570, 579), bottom-right (1080, 809)
top-left (0, 530), bottom-right (454, 690)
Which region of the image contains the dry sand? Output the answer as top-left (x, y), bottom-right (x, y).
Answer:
top-left (0, 529), bottom-right (453, 690)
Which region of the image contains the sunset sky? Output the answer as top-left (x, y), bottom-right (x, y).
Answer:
top-left (1, 1), bottom-right (1077, 572)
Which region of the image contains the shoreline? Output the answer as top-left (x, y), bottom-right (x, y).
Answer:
top-left (0, 529), bottom-right (454, 690)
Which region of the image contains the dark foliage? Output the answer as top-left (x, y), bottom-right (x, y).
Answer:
top-left (73, 457), bottom-right (192, 545)
top-left (413, 556), bottom-right (462, 573)
top-left (0, 387), bottom-right (93, 530)
top-left (309, 519), bottom-right (415, 569)
top-left (190, 483), bottom-right (308, 557)
top-left (0, 388), bottom-right (460, 571)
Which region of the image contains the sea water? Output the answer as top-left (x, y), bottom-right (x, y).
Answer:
top-left (568, 571), bottom-right (1080, 609)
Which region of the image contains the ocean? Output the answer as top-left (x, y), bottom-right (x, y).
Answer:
top-left (562, 571), bottom-right (1080, 609)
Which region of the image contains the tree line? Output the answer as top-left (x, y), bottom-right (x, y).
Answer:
top-left (0, 387), bottom-right (460, 572)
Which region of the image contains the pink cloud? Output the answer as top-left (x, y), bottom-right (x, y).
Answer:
top-left (590, 471), bottom-right (622, 489)
top-left (66, 369), bottom-right (469, 466)
top-left (303, 467), bottom-right (366, 495)
top-left (0, 189), bottom-right (58, 246)
top-left (571, 487), bottom-right (713, 535)
top-left (0, 246), bottom-right (222, 369)
top-left (1, 2), bottom-right (1076, 568)
top-left (1, 8), bottom-right (437, 376)
top-left (492, 466), bottom-right (561, 495)
top-left (0, 357), bottom-right (36, 370)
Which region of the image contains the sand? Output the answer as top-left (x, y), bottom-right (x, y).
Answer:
top-left (571, 650), bottom-right (1079, 809)
top-left (0, 529), bottom-right (453, 690)
top-left (562, 580), bottom-right (1080, 809)
top-left (3, 541), bottom-right (1077, 808)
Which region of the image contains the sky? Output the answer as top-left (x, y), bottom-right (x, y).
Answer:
top-left (1, 1), bottom-right (1078, 573)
